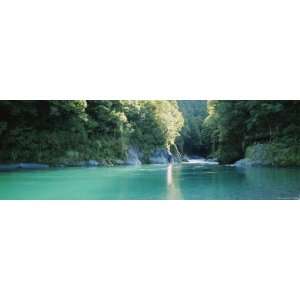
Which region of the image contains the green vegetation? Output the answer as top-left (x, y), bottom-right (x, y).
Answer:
top-left (245, 143), bottom-right (300, 167)
top-left (0, 100), bottom-right (183, 164)
top-left (202, 100), bottom-right (300, 165)
top-left (123, 100), bottom-right (183, 159)
top-left (0, 100), bottom-right (299, 167)
top-left (176, 100), bottom-right (209, 155)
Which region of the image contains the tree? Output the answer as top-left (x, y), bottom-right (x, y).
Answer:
top-left (176, 100), bottom-right (208, 155)
top-left (123, 100), bottom-right (184, 158)
top-left (202, 100), bottom-right (300, 164)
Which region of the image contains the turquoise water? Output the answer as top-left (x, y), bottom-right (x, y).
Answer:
top-left (0, 160), bottom-right (300, 200)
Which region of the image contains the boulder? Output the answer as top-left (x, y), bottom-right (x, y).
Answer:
top-left (233, 158), bottom-right (256, 168)
top-left (125, 147), bottom-right (142, 165)
top-left (98, 159), bottom-right (109, 166)
top-left (0, 163), bottom-right (49, 171)
top-left (244, 143), bottom-right (300, 167)
top-left (114, 159), bottom-right (125, 165)
top-left (149, 148), bottom-right (169, 164)
top-left (19, 163), bottom-right (49, 169)
top-left (86, 160), bottom-right (99, 167)
top-left (245, 144), bottom-right (273, 165)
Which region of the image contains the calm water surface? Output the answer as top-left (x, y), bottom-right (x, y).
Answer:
top-left (0, 160), bottom-right (300, 200)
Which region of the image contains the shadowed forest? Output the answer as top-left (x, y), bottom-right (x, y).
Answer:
top-left (0, 100), bottom-right (299, 167)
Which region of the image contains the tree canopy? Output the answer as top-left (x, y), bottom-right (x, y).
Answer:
top-left (203, 100), bottom-right (300, 164)
top-left (0, 100), bottom-right (184, 164)
top-left (0, 100), bottom-right (299, 166)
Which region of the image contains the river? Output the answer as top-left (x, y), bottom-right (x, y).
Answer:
top-left (0, 160), bottom-right (300, 199)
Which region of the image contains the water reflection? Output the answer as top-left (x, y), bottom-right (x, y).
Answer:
top-left (166, 164), bottom-right (182, 200)
top-left (1, 161), bottom-right (300, 200)
top-left (167, 164), bottom-right (173, 186)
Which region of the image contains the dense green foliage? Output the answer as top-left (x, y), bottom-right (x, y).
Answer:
top-left (1, 100), bottom-right (299, 167)
top-left (203, 100), bottom-right (300, 165)
top-left (0, 100), bottom-right (183, 164)
top-left (245, 143), bottom-right (300, 167)
top-left (123, 101), bottom-right (183, 158)
top-left (176, 100), bottom-right (209, 155)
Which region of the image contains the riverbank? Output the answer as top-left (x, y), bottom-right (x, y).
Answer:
top-left (2, 147), bottom-right (300, 172)
top-left (0, 146), bottom-right (186, 171)
top-left (2, 141), bottom-right (300, 172)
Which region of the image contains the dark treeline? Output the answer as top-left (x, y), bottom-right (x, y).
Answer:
top-left (176, 100), bottom-right (209, 156)
top-left (0, 100), bottom-right (183, 164)
top-left (202, 100), bottom-right (300, 166)
top-left (0, 100), bottom-right (299, 166)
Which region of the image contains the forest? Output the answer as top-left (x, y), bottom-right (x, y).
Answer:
top-left (0, 100), bottom-right (299, 167)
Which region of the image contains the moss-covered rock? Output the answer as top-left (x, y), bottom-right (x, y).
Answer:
top-left (245, 143), bottom-right (300, 167)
